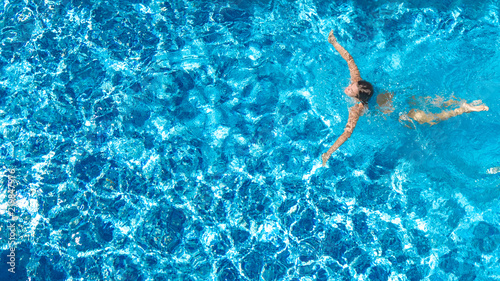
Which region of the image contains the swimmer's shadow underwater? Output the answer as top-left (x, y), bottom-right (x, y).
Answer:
top-left (321, 30), bottom-right (489, 166)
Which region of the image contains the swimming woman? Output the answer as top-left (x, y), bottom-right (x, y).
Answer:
top-left (321, 30), bottom-right (374, 166)
top-left (321, 31), bottom-right (489, 166)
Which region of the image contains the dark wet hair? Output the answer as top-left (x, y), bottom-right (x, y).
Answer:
top-left (357, 80), bottom-right (374, 105)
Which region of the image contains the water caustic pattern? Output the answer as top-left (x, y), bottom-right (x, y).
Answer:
top-left (0, 0), bottom-right (500, 280)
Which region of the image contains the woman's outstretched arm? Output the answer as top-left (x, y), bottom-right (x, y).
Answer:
top-left (328, 30), bottom-right (362, 84)
top-left (322, 103), bottom-right (365, 166)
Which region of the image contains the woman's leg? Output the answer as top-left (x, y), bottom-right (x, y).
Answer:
top-left (407, 100), bottom-right (489, 125)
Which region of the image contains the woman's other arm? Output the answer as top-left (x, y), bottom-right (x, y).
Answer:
top-left (322, 103), bottom-right (365, 166)
top-left (328, 30), bottom-right (362, 84)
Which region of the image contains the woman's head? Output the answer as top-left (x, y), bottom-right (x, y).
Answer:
top-left (356, 80), bottom-right (374, 105)
top-left (344, 80), bottom-right (374, 104)
top-left (344, 83), bottom-right (359, 98)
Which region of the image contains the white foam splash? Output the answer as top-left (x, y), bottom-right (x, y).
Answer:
top-left (486, 167), bottom-right (500, 174)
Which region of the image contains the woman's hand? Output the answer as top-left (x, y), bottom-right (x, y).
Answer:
top-left (328, 30), bottom-right (337, 44)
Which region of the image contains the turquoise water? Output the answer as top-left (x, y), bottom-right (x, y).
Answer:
top-left (0, 0), bottom-right (499, 280)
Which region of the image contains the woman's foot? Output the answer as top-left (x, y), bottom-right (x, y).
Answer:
top-left (461, 100), bottom-right (489, 112)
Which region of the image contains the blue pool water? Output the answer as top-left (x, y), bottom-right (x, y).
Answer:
top-left (1, 0), bottom-right (500, 280)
